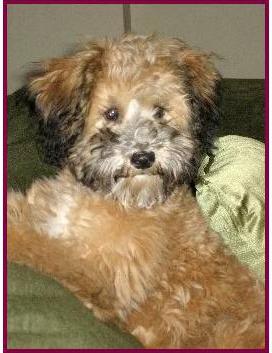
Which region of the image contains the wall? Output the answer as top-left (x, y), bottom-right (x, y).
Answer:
top-left (130, 4), bottom-right (265, 80)
top-left (7, 4), bottom-right (124, 93)
top-left (7, 4), bottom-right (265, 94)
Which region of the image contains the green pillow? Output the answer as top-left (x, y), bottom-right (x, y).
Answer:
top-left (8, 90), bottom-right (56, 192)
top-left (196, 135), bottom-right (265, 281)
top-left (8, 264), bottom-right (141, 348)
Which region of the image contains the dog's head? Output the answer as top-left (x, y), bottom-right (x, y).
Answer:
top-left (28, 34), bottom-right (221, 208)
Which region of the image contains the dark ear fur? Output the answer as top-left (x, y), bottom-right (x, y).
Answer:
top-left (28, 43), bottom-right (103, 166)
top-left (180, 48), bottom-right (222, 157)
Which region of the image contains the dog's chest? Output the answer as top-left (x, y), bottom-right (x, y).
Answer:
top-left (76, 207), bottom-right (166, 317)
top-left (72, 221), bottom-right (165, 320)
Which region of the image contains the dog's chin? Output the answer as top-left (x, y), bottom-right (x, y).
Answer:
top-left (110, 174), bottom-right (166, 209)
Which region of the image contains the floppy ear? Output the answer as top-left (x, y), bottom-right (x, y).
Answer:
top-left (179, 48), bottom-right (222, 156)
top-left (28, 43), bottom-right (103, 166)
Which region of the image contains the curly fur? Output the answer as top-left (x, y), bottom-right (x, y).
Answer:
top-left (29, 35), bottom-right (221, 173)
top-left (8, 34), bottom-right (264, 348)
top-left (28, 42), bottom-right (104, 166)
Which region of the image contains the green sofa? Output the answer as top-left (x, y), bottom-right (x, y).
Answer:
top-left (7, 79), bottom-right (264, 348)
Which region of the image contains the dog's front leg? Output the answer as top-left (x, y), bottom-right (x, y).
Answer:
top-left (7, 190), bottom-right (117, 322)
top-left (7, 190), bottom-right (71, 271)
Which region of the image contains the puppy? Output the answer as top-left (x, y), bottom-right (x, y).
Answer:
top-left (8, 34), bottom-right (264, 348)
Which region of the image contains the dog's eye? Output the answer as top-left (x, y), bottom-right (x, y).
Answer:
top-left (154, 106), bottom-right (165, 119)
top-left (104, 108), bottom-right (119, 121)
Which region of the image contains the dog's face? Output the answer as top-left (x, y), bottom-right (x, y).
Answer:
top-left (29, 34), bottom-right (221, 208)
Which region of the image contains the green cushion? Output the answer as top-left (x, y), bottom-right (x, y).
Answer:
top-left (8, 264), bottom-right (141, 348)
top-left (218, 79), bottom-right (264, 142)
top-left (8, 80), bottom-right (264, 348)
top-left (196, 136), bottom-right (265, 281)
top-left (8, 90), bottom-right (56, 192)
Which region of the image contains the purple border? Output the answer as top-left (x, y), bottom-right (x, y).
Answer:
top-left (4, 0), bottom-right (267, 4)
top-left (3, 1), bottom-right (8, 351)
top-left (4, 348), bottom-right (268, 352)
top-left (3, 0), bottom-right (268, 352)
top-left (264, 0), bottom-right (269, 350)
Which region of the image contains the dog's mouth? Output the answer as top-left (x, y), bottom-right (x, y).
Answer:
top-left (113, 169), bottom-right (163, 183)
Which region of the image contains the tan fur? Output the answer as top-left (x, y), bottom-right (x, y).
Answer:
top-left (8, 34), bottom-right (264, 348)
top-left (29, 34), bottom-right (219, 133)
top-left (8, 170), bottom-right (264, 348)
top-left (29, 43), bottom-right (103, 118)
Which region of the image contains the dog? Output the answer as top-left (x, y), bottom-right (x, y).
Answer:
top-left (7, 34), bottom-right (264, 348)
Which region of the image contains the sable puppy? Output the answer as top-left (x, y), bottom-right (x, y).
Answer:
top-left (8, 34), bottom-right (264, 348)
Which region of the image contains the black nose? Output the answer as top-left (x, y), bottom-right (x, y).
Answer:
top-left (131, 151), bottom-right (155, 169)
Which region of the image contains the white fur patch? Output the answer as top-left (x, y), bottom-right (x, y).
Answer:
top-left (45, 200), bottom-right (71, 238)
top-left (126, 99), bottom-right (140, 120)
top-left (32, 193), bottom-right (75, 239)
top-left (53, 194), bottom-right (76, 238)
top-left (126, 99), bottom-right (154, 122)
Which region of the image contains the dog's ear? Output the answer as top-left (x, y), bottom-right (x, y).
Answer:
top-left (28, 43), bottom-right (103, 166)
top-left (176, 46), bottom-right (222, 156)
